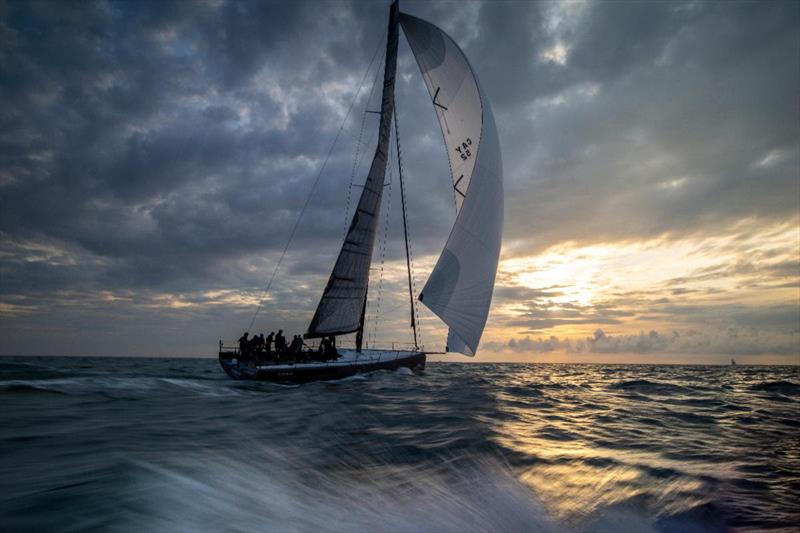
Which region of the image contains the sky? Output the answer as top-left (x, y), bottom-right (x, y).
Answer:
top-left (0, 0), bottom-right (798, 363)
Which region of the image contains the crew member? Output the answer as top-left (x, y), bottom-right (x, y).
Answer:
top-left (238, 332), bottom-right (249, 359)
top-left (275, 330), bottom-right (286, 355)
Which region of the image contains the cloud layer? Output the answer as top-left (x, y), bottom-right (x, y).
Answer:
top-left (1, 0), bottom-right (798, 359)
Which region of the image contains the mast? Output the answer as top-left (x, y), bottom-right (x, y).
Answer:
top-left (355, 287), bottom-right (368, 352)
top-left (357, 0), bottom-right (396, 353)
top-left (394, 104), bottom-right (419, 350)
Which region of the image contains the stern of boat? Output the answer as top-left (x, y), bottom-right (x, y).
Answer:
top-left (218, 349), bottom-right (259, 380)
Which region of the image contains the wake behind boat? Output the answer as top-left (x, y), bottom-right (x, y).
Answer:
top-left (219, 0), bottom-right (503, 383)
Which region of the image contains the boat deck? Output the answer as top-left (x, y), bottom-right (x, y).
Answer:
top-left (219, 348), bottom-right (426, 382)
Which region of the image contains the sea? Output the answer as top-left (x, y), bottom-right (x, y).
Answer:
top-left (0, 357), bottom-right (797, 533)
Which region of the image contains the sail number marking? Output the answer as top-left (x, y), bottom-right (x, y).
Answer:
top-left (454, 138), bottom-right (473, 161)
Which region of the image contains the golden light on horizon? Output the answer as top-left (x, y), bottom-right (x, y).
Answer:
top-left (472, 218), bottom-right (799, 362)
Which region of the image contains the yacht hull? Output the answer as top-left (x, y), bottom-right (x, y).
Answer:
top-left (218, 349), bottom-right (426, 383)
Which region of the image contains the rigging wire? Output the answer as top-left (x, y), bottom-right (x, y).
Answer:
top-left (367, 136), bottom-right (394, 348)
top-left (393, 96), bottom-right (422, 349)
top-left (246, 32), bottom-right (387, 333)
top-left (342, 44), bottom-right (386, 240)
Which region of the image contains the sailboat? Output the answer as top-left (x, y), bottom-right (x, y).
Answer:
top-left (219, 0), bottom-right (503, 383)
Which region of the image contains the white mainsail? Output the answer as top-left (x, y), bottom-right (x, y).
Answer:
top-left (401, 13), bottom-right (504, 356)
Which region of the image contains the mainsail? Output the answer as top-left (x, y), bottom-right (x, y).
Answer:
top-left (401, 14), bottom-right (504, 356)
top-left (306, 1), bottom-right (400, 338)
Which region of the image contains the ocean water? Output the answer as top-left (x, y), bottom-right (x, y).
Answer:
top-left (0, 357), bottom-right (797, 532)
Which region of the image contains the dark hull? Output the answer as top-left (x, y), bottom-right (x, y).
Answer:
top-left (218, 350), bottom-right (426, 384)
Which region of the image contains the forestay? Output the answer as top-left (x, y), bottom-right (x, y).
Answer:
top-left (306, 2), bottom-right (400, 338)
top-left (401, 13), bottom-right (504, 356)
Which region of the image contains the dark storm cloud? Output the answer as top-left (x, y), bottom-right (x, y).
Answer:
top-left (492, 1), bottom-right (800, 252)
top-left (0, 0), bottom-right (396, 296)
top-left (1, 0), bottom-right (798, 355)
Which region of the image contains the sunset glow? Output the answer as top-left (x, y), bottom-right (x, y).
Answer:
top-left (0, 0), bottom-right (796, 364)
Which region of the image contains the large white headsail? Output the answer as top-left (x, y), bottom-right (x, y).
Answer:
top-left (400, 14), bottom-right (503, 356)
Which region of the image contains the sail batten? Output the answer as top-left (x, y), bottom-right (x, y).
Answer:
top-left (401, 13), bottom-right (504, 356)
top-left (306, 1), bottom-right (400, 339)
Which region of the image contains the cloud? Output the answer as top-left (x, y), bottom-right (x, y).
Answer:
top-left (489, 325), bottom-right (799, 357)
top-left (0, 0), bottom-right (797, 356)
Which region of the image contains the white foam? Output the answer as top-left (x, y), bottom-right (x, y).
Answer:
top-left (122, 451), bottom-right (561, 533)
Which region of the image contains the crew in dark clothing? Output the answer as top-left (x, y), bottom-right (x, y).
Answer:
top-left (326, 336), bottom-right (338, 359)
top-left (248, 335), bottom-right (258, 359)
top-left (265, 332), bottom-right (274, 360)
top-left (296, 336), bottom-right (308, 362)
top-left (254, 334), bottom-right (266, 364)
top-left (290, 335), bottom-right (303, 356)
top-left (284, 335), bottom-right (297, 363)
top-left (317, 339), bottom-right (326, 361)
top-left (238, 332), bottom-right (249, 360)
top-left (318, 336), bottom-right (337, 361)
top-left (275, 330), bottom-right (286, 355)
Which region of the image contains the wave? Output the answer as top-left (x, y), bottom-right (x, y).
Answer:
top-left (113, 448), bottom-right (723, 533)
top-left (609, 379), bottom-right (692, 395)
top-left (3, 358), bottom-right (795, 531)
top-left (0, 377), bottom-right (243, 397)
top-left (748, 381), bottom-right (800, 395)
top-left (122, 452), bottom-right (561, 533)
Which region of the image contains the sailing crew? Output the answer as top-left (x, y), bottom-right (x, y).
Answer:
top-left (327, 336), bottom-right (337, 358)
top-left (296, 336), bottom-right (309, 362)
top-left (265, 332), bottom-right (274, 359)
top-left (290, 335), bottom-right (303, 356)
top-left (248, 335), bottom-right (259, 359)
top-left (319, 336), bottom-right (337, 361)
top-left (275, 330), bottom-right (286, 355)
top-left (238, 332), bottom-right (249, 359)
top-left (256, 334), bottom-right (266, 363)
top-left (317, 340), bottom-right (326, 361)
